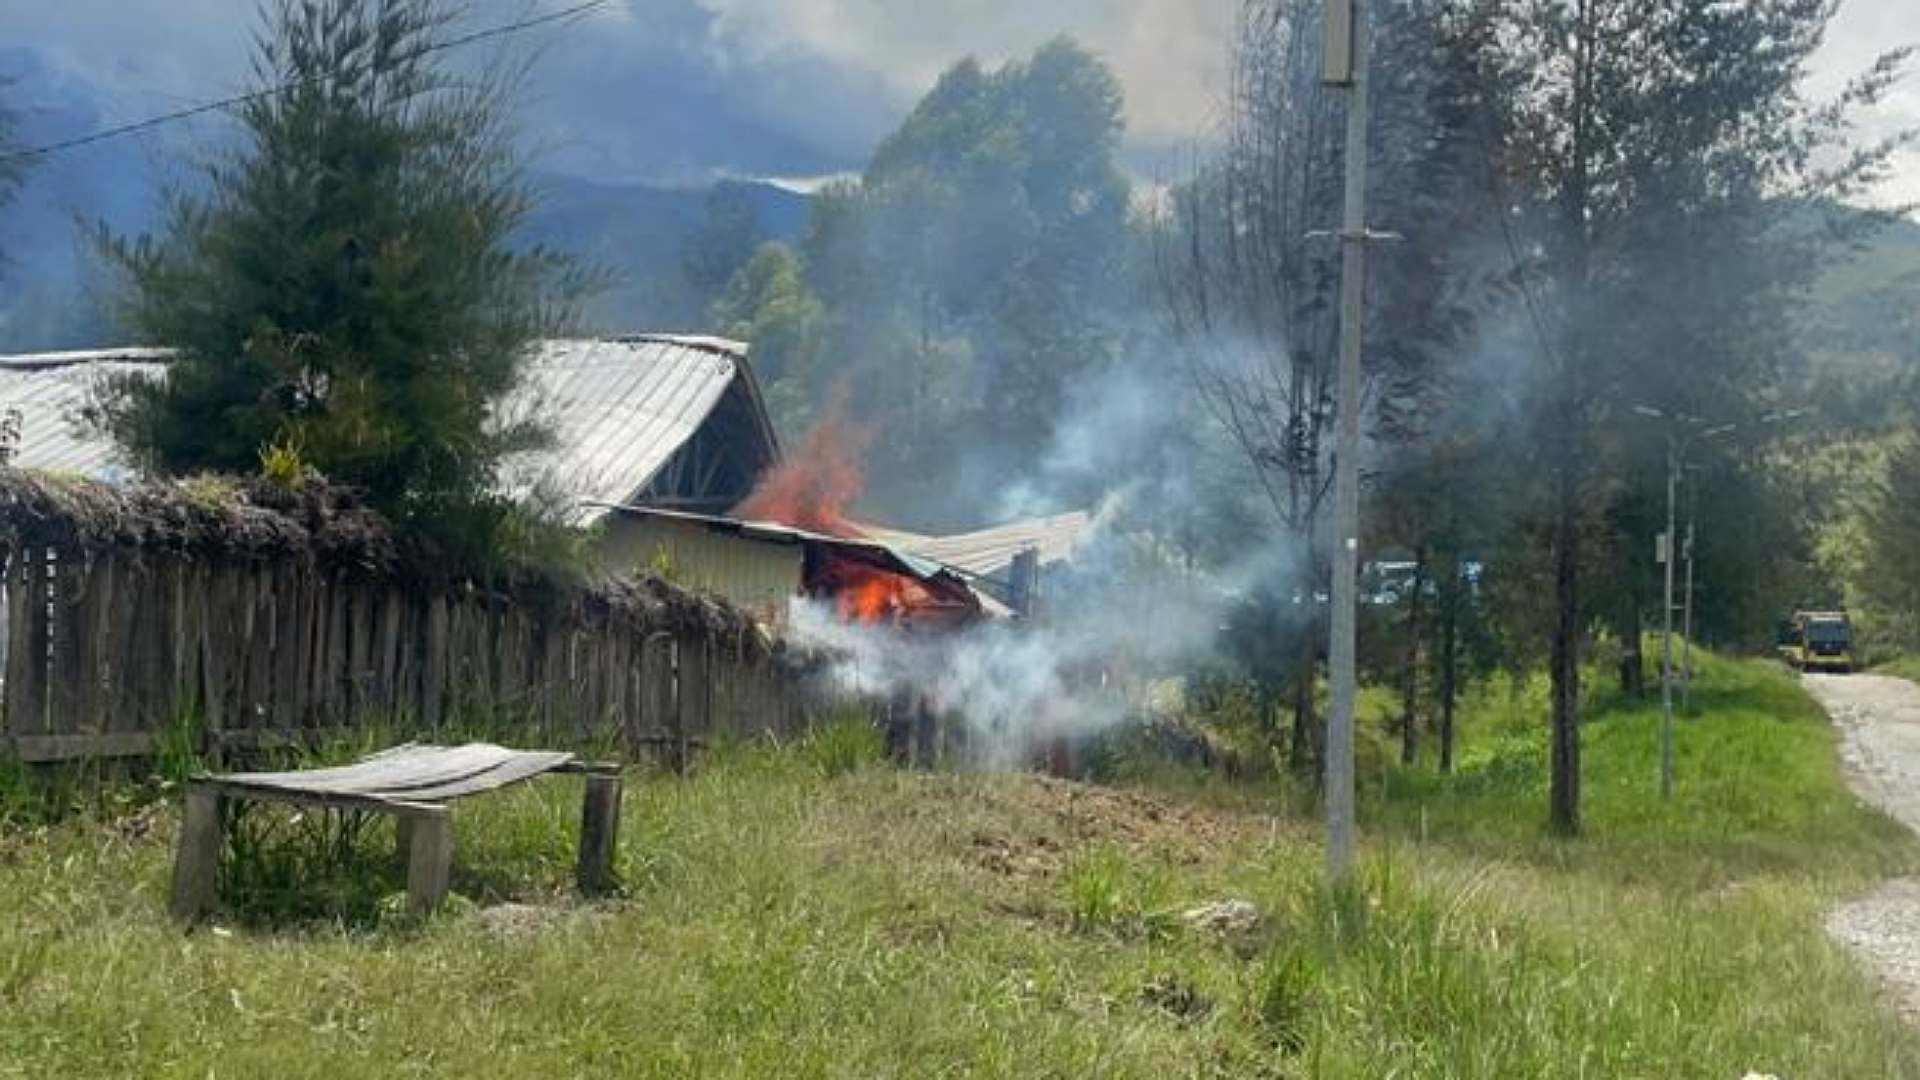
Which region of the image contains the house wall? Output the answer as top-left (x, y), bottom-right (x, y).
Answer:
top-left (597, 515), bottom-right (803, 629)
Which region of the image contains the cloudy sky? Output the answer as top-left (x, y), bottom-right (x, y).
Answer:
top-left (0, 0), bottom-right (1913, 198)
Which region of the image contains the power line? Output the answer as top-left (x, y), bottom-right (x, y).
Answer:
top-left (0, 0), bottom-right (610, 165)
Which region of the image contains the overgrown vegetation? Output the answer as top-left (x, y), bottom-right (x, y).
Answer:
top-left (0, 651), bottom-right (1914, 1077)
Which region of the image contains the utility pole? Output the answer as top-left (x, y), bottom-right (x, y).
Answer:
top-left (1322, 0), bottom-right (1372, 883)
top-left (1659, 439), bottom-right (1677, 800)
top-left (1681, 467), bottom-right (1697, 711)
top-left (1636, 405), bottom-right (1747, 798)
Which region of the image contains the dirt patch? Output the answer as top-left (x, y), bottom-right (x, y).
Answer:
top-left (1828, 878), bottom-right (1920, 1024)
top-left (470, 901), bottom-right (610, 940)
top-left (1806, 673), bottom-right (1920, 1024)
top-left (1013, 775), bottom-right (1267, 852)
top-left (969, 830), bottom-right (1062, 877)
top-left (957, 774), bottom-right (1272, 878)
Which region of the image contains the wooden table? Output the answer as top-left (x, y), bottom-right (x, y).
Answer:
top-left (168, 742), bottom-right (622, 921)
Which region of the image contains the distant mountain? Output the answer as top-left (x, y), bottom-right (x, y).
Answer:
top-left (520, 173), bottom-right (810, 335)
top-left (1801, 210), bottom-right (1920, 428)
top-left (0, 45), bottom-right (814, 351)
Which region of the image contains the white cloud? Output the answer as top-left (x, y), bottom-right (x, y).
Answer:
top-left (1807, 0), bottom-right (1920, 207)
top-left (692, 0), bottom-right (1237, 146)
top-left (0, 0), bottom-right (1910, 198)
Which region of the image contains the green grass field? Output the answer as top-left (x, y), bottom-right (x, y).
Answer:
top-left (1, 652), bottom-right (1916, 1078)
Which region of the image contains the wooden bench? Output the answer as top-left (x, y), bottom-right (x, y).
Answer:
top-left (168, 742), bottom-right (623, 921)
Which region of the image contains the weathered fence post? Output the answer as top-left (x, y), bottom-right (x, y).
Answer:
top-left (169, 784), bottom-right (223, 922)
top-left (576, 767), bottom-right (623, 895)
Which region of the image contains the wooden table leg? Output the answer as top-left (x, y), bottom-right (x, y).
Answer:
top-left (404, 806), bottom-right (453, 915)
top-left (576, 769), bottom-right (622, 896)
top-left (169, 783), bottom-right (223, 922)
top-left (395, 814), bottom-right (414, 869)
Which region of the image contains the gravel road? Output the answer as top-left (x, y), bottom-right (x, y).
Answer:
top-left (1810, 673), bottom-right (1920, 1021)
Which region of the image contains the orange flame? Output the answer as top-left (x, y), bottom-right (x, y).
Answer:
top-left (834, 569), bottom-right (941, 624)
top-left (736, 390), bottom-right (979, 629)
top-left (734, 391), bottom-right (870, 539)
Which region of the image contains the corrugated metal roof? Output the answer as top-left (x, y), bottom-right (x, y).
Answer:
top-left (0, 338), bottom-right (760, 511)
top-left (0, 349), bottom-right (167, 479)
top-left (857, 511), bottom-right (1092, 581)
top-left (593, 502), bottom-right (1010, 620)
top-left (502, 336), bottom-right (758, 513)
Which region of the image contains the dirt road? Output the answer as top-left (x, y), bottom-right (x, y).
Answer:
top-left (1810, 673), bottom-right (1920, 1020)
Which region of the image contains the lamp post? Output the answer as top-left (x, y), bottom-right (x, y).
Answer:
top-left (1633, 406), bottom-right (1806, 795)
top-left (1633, 406), bottom-right (1732, 799)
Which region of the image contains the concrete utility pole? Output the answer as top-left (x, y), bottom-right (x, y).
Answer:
top-left (1659, 438), bottom-right (1678, 800)
top-left (1322, 0), bottom-right (1373, 883)
top-left (1635, 405), bottom-right (1744, 799)
top-left (1681, 468), bottom-right (1698, 711)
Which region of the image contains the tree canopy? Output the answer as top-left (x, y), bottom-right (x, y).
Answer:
top-left (780, 37), bottom-right (1133, 526)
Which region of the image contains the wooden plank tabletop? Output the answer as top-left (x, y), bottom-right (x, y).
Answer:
top-left (198, 742), bottom-right (579, 810)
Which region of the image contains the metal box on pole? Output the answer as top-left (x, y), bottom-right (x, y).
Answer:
top-left (1323, 0), bottom-right (1355, 85)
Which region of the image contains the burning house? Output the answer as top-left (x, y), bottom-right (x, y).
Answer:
top-left (0, 337), bottom-right (1090, 634)
top-left (593, 505), bottom-right (989, 631)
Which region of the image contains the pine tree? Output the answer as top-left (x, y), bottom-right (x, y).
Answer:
top-left (93, 0), bottom-right (581, 525)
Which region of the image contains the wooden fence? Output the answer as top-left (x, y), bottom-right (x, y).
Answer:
top-left (0, 473), bottom-right (812, 766)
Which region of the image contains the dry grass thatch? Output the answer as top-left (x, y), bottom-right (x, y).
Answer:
top-left (0, 468), bottom-right (772, 646)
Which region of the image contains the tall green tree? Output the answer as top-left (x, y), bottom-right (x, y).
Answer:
top-left (799, 38), bottom-right (1133, 526)
top-left (1453, 0), bottom-right (1911, 832)
top-left (682, 183), bottom-right (770, 309)
top-left (94, 0), bottom-right (579, 522)
top-left (1864, 436), bottom-right (1920, 648)
top-left (711, 241), bottom-right (825, 438)
top-left (1159, 0), bottom-right (1480, 770)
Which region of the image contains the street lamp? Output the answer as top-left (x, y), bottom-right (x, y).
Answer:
top-left (1633, 405), bottom-right (1809, 798)
top-left (1634, 406), bottom-right (1733, 801)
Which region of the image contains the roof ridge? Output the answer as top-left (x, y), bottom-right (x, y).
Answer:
top-left (0, 347), bottom-right (178, 371)
top-left (0, 337), bottom-right (754, 369)
top-left (601, 334), bottom-right (748, 359)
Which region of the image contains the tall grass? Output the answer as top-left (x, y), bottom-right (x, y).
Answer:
top-left (0, 651), bottom-right (1913, 1076)
top-left (1372, 649), bottom-right (1914, 886)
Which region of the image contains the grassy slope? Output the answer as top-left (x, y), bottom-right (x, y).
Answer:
top-left (1, 653), bottom-right (1916, 1078)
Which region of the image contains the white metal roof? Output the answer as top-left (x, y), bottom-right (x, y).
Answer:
top-left (500, 336), bottom-right (764, 514)
top-left (0, 349), bottom-right (168, 479)
top-left (856, 511), bottom-right (1092, 581)
top-left (0, 337), bottom-right (763, 512)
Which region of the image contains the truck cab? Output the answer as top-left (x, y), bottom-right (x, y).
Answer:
top-left (1793, 611), bottom-right (1853, 673)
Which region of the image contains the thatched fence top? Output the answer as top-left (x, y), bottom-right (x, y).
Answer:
top-left (0, 471), bottom-right (393, 567)
top-left (0, 469), bottom-right (806, 765)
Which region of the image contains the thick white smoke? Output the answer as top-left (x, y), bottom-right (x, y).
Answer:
top-left (791, 451), bottom-right (1295, 767)
top-left (787, 351), bottom-right (1297, 757)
